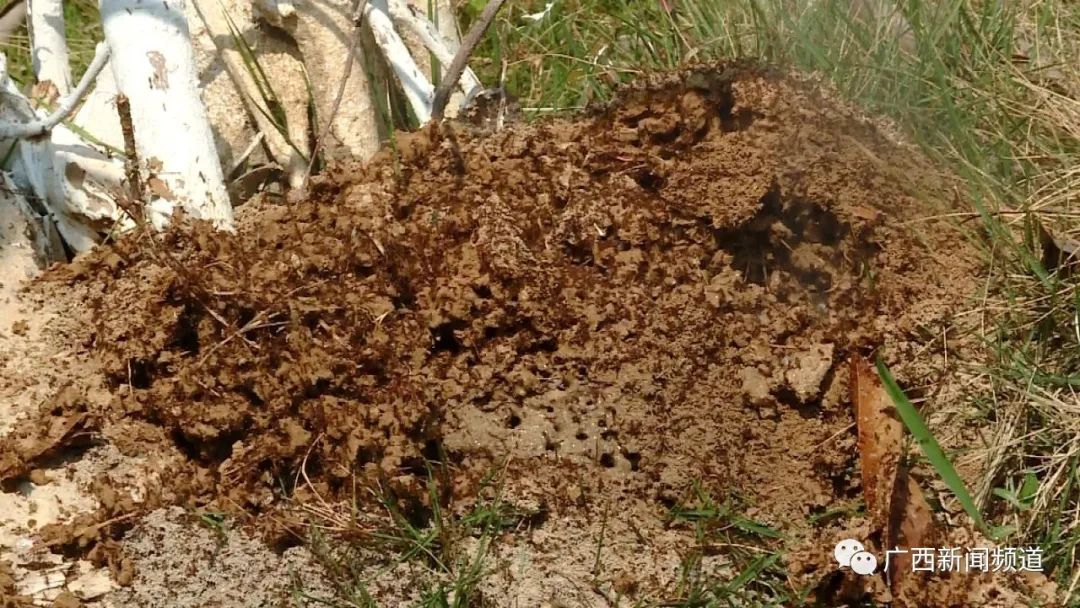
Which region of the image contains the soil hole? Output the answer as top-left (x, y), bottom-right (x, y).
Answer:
top-left (721, 108), bottom-right (756, 133)
top-left (169, 428), bottom-right (238, 465)
top-left (774, 387), bottom-right (821, 420)
top-left (716, 189), bottom-right (848, 295)
top-left (271, 534), bottom-right (303, 555)
top-left (421, 439), bottom-right (444, 463)
top-left (169, 304), bottom-right (202, 355)
top-left (128, 359), bottom-right (154, 389)
top-left (634, 169), bottom-right (665, 191)
top-left (430, 320), bottom-right (467, 355)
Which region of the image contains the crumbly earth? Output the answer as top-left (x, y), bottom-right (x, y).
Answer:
top-left (0, 66), bottom-right (1056, 607)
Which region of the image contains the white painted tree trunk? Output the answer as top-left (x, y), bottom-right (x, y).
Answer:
top-left (27, 0), bottom-right (71, 94)
top-left (389, 0), bottom-right (479, 96)
top-left (99, 0), bottom-right (233, 228)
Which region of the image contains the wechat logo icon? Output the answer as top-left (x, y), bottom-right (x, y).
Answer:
top-left (835, 539), bottom-right (877, 576)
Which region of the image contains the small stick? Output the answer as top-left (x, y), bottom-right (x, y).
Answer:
top-left (114, 92), bottom-right (147, 228)
top-left (228, 131), bottom-right (265, 177)
top-left (116, 94), bottom-right (144, 221)
top-left (114, 93), bottom-right (231, 327)
top-left (430, 0), bottom-right (506, 122)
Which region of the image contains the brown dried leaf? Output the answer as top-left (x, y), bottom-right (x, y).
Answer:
top-left (851, 355), bottom-right (902, 522)
top-left (850, 355), bottom-right (937, 593)
top-left (147, 177), bottom-right (177, 201)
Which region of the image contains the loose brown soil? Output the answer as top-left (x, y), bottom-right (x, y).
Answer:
top-left (1, 66), bottom-right (1054, 606)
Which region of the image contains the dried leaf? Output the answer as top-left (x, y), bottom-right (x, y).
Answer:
top-left (851, 355), bottom-right (901, 521)
top-left (147, 177), bottom-right (177, 201)
top-left (850, 355), bottom-right (936, 592)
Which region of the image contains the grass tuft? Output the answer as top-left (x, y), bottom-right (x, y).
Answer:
top-left (662, 483), bottom-right (800, 607)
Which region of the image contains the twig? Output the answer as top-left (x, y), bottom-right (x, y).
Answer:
top-left (116, 93), bottom-right (145, 224)
top-left (112, 95), bottom-right (236, 331)
top-left (228, 131), bottom-right (265, 176)
top-left (430, 0), bottom-right (506, 122)
top-left (45, 512), bottom-right (139, 548)
top-left (302, 0), bottom-right (367, 190)
top-left (0, 42), bottom-right (110, 139)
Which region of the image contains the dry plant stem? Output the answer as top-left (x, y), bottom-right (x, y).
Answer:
top-left (0, 43), bottom-right (111, 139)
top-left (116, 94), bottom-right (145, 223)
top-left (302, 0), bottom-right (367, 189)
top-left (113, 89), bottom-right (227, 328)
top-left (430, 0), bottom-right (506, 122)
top-left (229, 132), bottom-right (266, 176)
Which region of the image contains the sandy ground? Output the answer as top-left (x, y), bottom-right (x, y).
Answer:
top-left (0, 202), bottom-right (113, 604)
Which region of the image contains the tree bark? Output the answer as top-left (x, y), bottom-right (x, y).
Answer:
top-left (99, 0), bottom-right (234, 227)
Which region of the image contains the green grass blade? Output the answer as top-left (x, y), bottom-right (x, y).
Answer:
top-left (729, 516), bottom-right (783, 540)
top-left (875, 356), bottom-right (988, 535)
top-left (721, 552), bottom-right (781, 594)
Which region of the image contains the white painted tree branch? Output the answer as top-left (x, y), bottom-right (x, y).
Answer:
top-left (408, 0), bottom-right (457, 44)
top-left (100, 0), bottom-right (233, 228)
top-left (365, 0), bottom-right (433, 124)
top-left (0, 51), bottom-right (128, 251)
top-left (27, 0), bottom-right (72, 94)
top-left (430, 0), bottom-right (504, 121)
top-left (0, 43), bottom-right (110, 139)
top-left (386, 0), bottom-right (480, 96)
